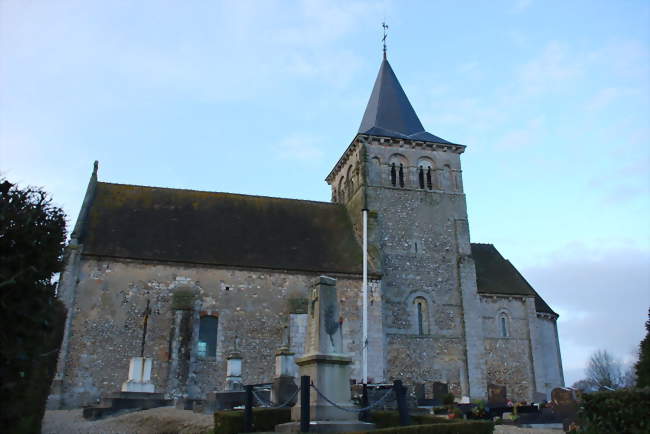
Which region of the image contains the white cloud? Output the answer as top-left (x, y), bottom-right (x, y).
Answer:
top-left (518, 41), bottom-right (583, 95)
top-left (494, 116), bottom-right (544, 150)
top-left (585, 87), bottom-right (623, 111)
top-left (274, 134), bottom-right (324, 162)
top-left (523, 245), bottom-right (650, 385)
top-left (511, 0), bottom-right (533, 14)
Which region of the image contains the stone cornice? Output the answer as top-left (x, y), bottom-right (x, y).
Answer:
top-left (325, 134), bottom-right (466, 183)
top-left (537, 312), bottom-right (559, 321)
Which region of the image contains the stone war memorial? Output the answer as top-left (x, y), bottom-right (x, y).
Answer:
top-left (47, 48), bottom-right (565, 418)
top-left (276, 276), bottom-right (376, 432)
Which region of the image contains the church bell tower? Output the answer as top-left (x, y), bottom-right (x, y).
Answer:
top-left (326, 55), bottom-right (487, 399)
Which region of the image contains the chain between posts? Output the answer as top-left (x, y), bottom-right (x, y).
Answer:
top-left (252, 387), bottom-right (300, 409)
top-left (310, 382), bottom-right (394, 413)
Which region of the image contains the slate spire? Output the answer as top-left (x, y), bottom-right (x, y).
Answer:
top-left (358, 58), bottom-right (452, 144)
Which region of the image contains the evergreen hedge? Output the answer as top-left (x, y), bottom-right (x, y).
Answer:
top-left (0, 180), bottom-right (67, 434)
top-left (369, 411), bottom-right (451, 428)
top-left (213, 408), bottom-right (291, 434)
top-left (352, 420), bottom-right (495, 434)
top-left (579, 388), bottom-right (650, 434)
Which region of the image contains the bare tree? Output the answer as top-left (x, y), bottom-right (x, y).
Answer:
top-left (571, 379), bottom-right (597, 393)
top-left (586, 350), bottom-right (622, 390)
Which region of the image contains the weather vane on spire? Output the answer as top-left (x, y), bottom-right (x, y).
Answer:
top-left (382, 22), bottom-right (389, 59)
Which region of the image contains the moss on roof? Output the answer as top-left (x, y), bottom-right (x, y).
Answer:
top-left (471, 243), bottom-right (557, 315)
top-left (82, 182), bottom-right (364, 275)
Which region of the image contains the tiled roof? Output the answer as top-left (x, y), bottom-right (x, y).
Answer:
top-left (471, 243), bottom-right (557, 315)
top-left (358, 58), bottom-right (454, 144)
top-left (81, 182), bottom-right (364, 275)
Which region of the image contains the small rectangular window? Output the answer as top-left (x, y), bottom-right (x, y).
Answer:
top-left (198, 316), bottom-right (218, 357)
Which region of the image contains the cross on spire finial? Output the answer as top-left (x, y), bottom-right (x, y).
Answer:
top-left (382, 22), bottom-right (389, 59)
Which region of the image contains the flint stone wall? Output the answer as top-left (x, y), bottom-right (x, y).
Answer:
top-left (329, 137), bottom-right (485, 398)
top-left (57, 257), bottom-right (383, 408)
top-left (480, 295), bottom-right (536, 402)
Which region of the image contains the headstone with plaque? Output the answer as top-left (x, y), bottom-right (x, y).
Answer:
top-left (432, 381), bottom-right (449, 402)
top-left (487, 384), bottom-right (507, 407)
top-left (551, 387), bottom-right (578, 430)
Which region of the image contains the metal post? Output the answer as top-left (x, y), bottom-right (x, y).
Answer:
top-left (244, 385), bottom-right (253, 432)
top-left (394, 380), bottom-right (410, 426)
top-left (359, 382), bottom-right (369, 422)
top-left (362, 209), bottom-right (368, 385)
top-left (300, 375), bottom-right (310, 432)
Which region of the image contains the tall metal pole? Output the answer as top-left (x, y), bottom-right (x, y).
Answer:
top-left (361, 141), bottom-right (369, 386)
top-left (362, 209), bottom-right (368, 385)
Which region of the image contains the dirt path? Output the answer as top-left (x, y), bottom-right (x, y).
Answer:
top-left (42, 407), bottom-right (213, 434)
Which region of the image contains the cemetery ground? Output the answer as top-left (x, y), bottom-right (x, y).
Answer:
top-left (42, 406), bottom-right (563, 433)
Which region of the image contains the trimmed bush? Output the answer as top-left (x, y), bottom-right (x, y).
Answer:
top-left (253, 408), bottom-right (291, 431)
top-left (353, 420), bottom-right (495, 434)
top-left (369, 410), bottom-right (401, 428)
top-left (214, 410), bottom-right (243, 434)
top-left (369, 411), bottom-right (457, 428)
top-left (412, 414), bottom-right (453, 425)
top-left (213, 408), bottom-right (291, 434)
top-left (579, 388), bottom-right (650, 434)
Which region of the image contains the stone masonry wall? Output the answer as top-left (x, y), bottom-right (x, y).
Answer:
top-left (534, 315), bottom-right (565, 399)
top-left (57, 257), bottom-right (377, 408)
top-left (480, 295), bottom-right (535, 402)
top-left (327, 136), bottom-right (486, 398)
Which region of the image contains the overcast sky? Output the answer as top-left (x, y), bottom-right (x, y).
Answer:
top-left (1, 0), bottom-right (648, 387)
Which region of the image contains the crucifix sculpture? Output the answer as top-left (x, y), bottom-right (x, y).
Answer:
top-left (140, 299), bottom-right (151, 357)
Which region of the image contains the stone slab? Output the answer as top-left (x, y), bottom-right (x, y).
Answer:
top-left (83, 393), bottom-right (172, 420)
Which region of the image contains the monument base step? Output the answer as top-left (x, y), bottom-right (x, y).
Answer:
top-left (275, 421), bottom-right (376, 433)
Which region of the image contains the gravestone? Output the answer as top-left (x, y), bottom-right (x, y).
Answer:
top-left (271, 326), bottom-right (298, 407)
top-left (225, 338), bottom-right (243, 391)
top-left (121, 357), bottom-right (155, 393)
top-left (432, 382), bottom-right (449, 402)
top-left (487, 384), bottom-right (507, 407)
top-left (414, 383), bottom-right (425, 401)
top-left (551, 387), bottom-right (578, 430)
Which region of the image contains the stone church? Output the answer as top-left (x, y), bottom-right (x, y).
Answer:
top-left (49, 55), bottom-right (564, 409)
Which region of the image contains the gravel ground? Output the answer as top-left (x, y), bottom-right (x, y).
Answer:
top-left (43, 408), bottom-right (563, 434)
top-left (42, 406), bottom-right (214, 434)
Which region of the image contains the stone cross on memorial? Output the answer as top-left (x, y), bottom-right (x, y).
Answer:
top-left (306, 276), bottom-right (343, 355)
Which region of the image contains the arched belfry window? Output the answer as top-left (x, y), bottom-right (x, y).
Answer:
top-left (414, 297), bottom-right (429, 336)
top-left (389, 154), bottom-right (408, 188)
top-left (498, 312), bottom-right (510, 338)
top-left (417, 158), bottom-right (434, 190)
top-left (346, 165), bottom-right (354, 198)
top-left (198, 315), bottom-right (218, 358)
